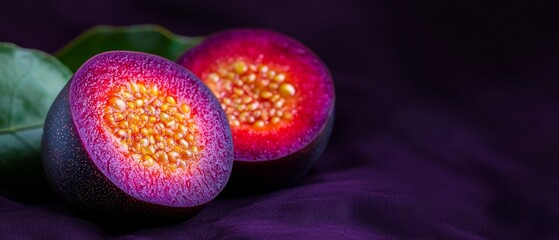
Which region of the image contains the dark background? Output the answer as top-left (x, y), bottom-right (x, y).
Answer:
top-left (2, 0), bottom-right (559, 239)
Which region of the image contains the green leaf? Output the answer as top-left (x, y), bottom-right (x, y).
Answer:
top-left (55, 24), bottom-right (202, 72)
top-left (0, 42), bottom-right (71, 199)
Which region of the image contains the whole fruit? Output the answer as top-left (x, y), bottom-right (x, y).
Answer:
top-left (42, 51), bottom-right (233, 225)
top-left (178, 29), bottom-right (335, 194)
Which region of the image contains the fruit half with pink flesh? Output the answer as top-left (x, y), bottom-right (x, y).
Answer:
top-left (41, 51), bottom-right (233, 224)
top-left (178, 29), bottom-right (335, 194)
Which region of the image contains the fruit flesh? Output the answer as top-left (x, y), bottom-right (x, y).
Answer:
top-left (59, 51), bottom-right (232, 208)
top-left (103, 82), bottom-right (202, 174)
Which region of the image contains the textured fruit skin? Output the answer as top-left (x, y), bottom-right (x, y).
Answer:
top-left (178, 29), bottom-right (335, 194)
top-left (223, 110), bottom-right (334, 196)
top-left (41, 51), bottom-right (233, 225)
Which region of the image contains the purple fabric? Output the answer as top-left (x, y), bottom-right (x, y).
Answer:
top-left (2, 0), bottom-right (559, 239)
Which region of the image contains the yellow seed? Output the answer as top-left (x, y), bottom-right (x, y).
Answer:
top-left (130, 124), bottom-right (140, 134)
top-left (218, 68), bottom-right (228, 77)
top-left (248, 102), bottom-right (259, 111)
top-left (223, 98), bottom-right (232, 105)
top-left (274, 99), bottom-right (285, 108)
top-left (127, 102), bottom-right (135, 109)
top-left (270, 94), bottom-right (280, 102)
top-left (283, 112), bottom-right (293, 119)
top-left (269, 83), bottom-right (279, 89)
top-left (254, 120), bottom-right (265, 128)
top-left (242, 96), bottom-right (253, 104)
top-left (279, 83), bottom-right (296, 97)
top-left (185, 149), bottom-right (193, 157)
top-left (236, 104), bottom-right (246, 111)
top-left (132, 142), bottom-right (142, 152)
top-left (260, 91), bottom-right (273, 99)
top-left (274, 74), bottom-right (286, 82)
top-left (267, 70), bottom-right (276, 79)
top-left (118, 121), bottom-right (129, 129)
top-left (186, 133), bottom-right (195, 143)
top-left (141, 128), bottom-right (149, 136)
top-left (166, 96), bottom-right (176, 105)
top-left (208, 73), bottom-right (220, 83)
top-left (160, 113), bottom-right (170, 122)
top-left (147, 146), bottom-right (156, 155)
top-left (143, 155), bottom-right (154, 167)
top-left (125, 114), bottom-right (135, 123)
top-left (168, 164), bottom-right (177, 172)
top-left (234, 79), bottom-right (243, 87)
top-left (165, 120), bottom-right (177, 129)
top-left (117, 129), bottom-right (128, 137)
top-left (156, 141), bottom-right (165, 150)
top-left (147, 106), bottom-right (156, 115)
top-left (110, 97), bottom-right (127, 111)
top-left (180, 104), bottom-right (190, 114)
top-left (257, 79), bottom-right (270, 88)
top-left (156, 151), bottom-right (168, 163)
top-left (130, 82), bottom-right (140, 92)
top-left (164, 128), bottom-right (174, 136)
top-left (168, 153), bottom-right (179, 163)
top-left (248, 116), bottom-right (255, 123)
top-left (151, 85), bottom-right (159, 96)
top-left (114, 113), bottom-right (124, 121)
top-left (271, 117), bottom-right (280, 124)
top-left (234, 88), bottom-right (244, 96)
top-left (139, 84), bottom-right (147, 95)
top-left (179, 139), bottom-right (190, 148)
top-left (233, 61), bottom-right (248, 74)
top-left (258, 65), bottom-right (269, 73)
top-left (135, 99), bottom-right (144, 108)
top-left (140, 115), bottom-right (149, 124)
top-left (123, 92), bottom-right (134, 100)
top-left (247, 73), bottom-right (256, 82)
top-left (154, 99), bottom-right (162, 107)
top-left (161, 103), bottom-right (170, 112)
top-left (232, 120), bottom-right (240, 127)
top-left (191, 146), bottom-right (199, 154)
top-left (148, 116), bottom-right (157, 124)
top-left (179, 125), bottom-right (188, 133)
top-left (169, 107), bottom-right (178, 116)
top-left (141, 138), bottom-right (149, 147)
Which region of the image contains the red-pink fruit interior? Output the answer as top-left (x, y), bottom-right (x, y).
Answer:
top-left (179, 29), bottom-right (334, 161)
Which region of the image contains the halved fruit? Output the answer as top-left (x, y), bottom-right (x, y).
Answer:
top-left (41, 51), bottom-right (233, 224)
top-left (178, 29), bottom-right (335, 194)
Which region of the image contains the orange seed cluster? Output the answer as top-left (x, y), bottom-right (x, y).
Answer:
top-left (205, 60), bottom-right (297, 128)
top-left (103, 82), bottom-right (201, 173)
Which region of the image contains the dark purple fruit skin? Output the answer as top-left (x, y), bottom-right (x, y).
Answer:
top-left (222, 108), bottom-right (335, 197)
top-left (42, 83), bottom-right (202, 226)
